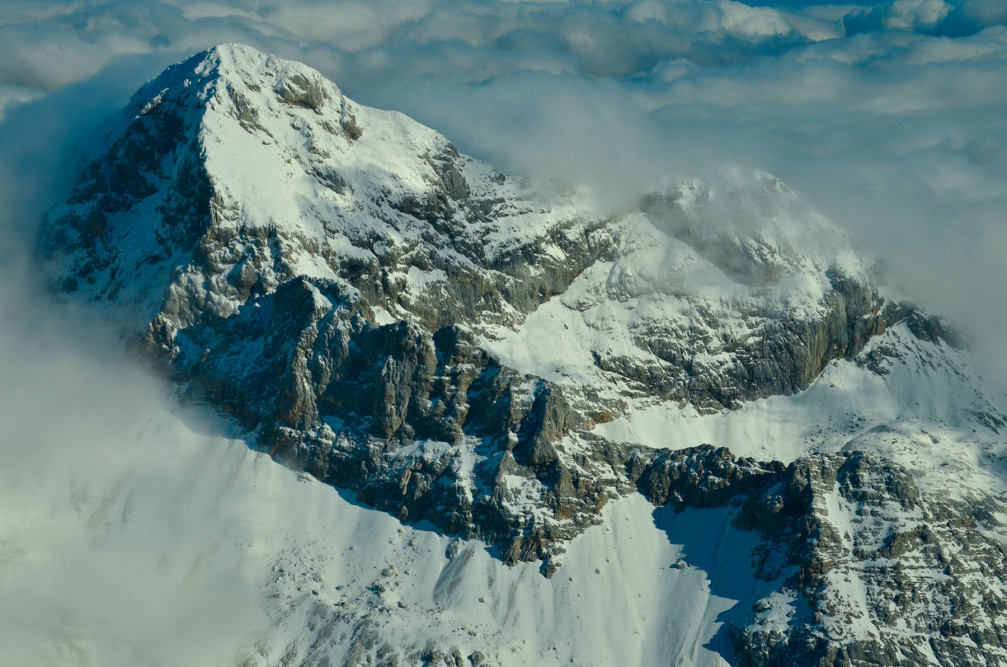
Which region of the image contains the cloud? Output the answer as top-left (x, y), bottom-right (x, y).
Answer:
top-left (718, 0), bottom-right (796, 37)
top-left (0, 0), bottom-right (887, 101)
top-left (961, 0), bottom-right (1007, 26)
top-left (0, 84), bottom-right (40, 120)
top-left (885, 0), bottom-right (953, 29)
top-left (0, 255), bottom-right (270, 665)
top-left (845, 0), bottom-right (953, 33)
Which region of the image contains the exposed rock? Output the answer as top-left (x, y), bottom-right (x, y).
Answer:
top-left (622, 446), bottom-right (1007, 666)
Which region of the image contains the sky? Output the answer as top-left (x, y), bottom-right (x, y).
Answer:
top-left (0, 1), bottom-right (1005, 662)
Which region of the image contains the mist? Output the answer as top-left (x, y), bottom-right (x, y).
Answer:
top-left (0, 253), bottom-right (274, 663)
top-left (2, 0), bottom-right (1007, 662)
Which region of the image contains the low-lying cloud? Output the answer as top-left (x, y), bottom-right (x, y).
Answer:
top-left (0, 260), bottom-right (270, 665)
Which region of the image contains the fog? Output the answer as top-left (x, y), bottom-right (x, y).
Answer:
top-left (1, 0), bottom-right (1006, 662)
top-left (0, 254), bottom-right (272, 664)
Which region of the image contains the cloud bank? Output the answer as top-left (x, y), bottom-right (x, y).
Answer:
top-left (0, 261), bottom-right (270, 664)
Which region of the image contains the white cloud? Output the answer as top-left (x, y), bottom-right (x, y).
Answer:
top-left (962, 0), bottom-right (1007, 26)
top-left (718, 0), bottom-right (793, 37)
top-left (884, 0), bottom-right (952, 30)
top-left (0, 256), bottom-right (270, 665)
top-left (0, 84), bottom-right (40, 120)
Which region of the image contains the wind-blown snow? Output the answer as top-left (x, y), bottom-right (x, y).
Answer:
top-left (480, 173), bottom-right (866, 394)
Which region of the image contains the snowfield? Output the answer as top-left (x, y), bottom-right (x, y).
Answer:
top-left (0, 311), bottom-right (769, 666)
top-left (3, 285), bottom-right (1004, 665)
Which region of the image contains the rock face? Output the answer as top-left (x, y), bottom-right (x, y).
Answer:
top-left (773, 454), bottom-right (1007, 666)
top-left (39, 44), bottom-right (1007, 665)
top-left (634, 448), bottom-right (1007, 666)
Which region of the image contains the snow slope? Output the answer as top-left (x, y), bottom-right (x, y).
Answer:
top-left (6, 304), bottom-right (1000, 665)
top-left (592, 321), bottom-right (1007, 496)
top-left (0, 301), bottom-right (779, 666)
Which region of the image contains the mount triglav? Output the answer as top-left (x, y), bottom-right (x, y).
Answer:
top-left (39, 44), bottom-right (1007, 666)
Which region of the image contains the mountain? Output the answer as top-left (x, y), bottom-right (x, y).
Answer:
top-left (38, 44), bottom-right (1007, 665)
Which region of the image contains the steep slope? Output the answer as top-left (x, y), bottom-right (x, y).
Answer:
top-left (37, 44), bottom-right (1007, 665)
top-left (6, 298), bottom-right (1007, 667)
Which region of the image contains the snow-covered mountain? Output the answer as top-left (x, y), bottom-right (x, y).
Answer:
top-left (37, 44), bottom-right (1007, 665)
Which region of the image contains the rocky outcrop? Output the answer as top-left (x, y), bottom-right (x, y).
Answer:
top-left (735, 452), bottom-right (1007, 666)
top-left (621, 446), bottom-right (1007, 666)
top-left (596, 269), bottom-right (899, 411)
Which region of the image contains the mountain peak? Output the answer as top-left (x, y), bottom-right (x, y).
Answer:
top-left (204, 41), bottom-right (272, 65)
top-left (129, 42), bottom-right (348, 131)
top-left (41, 42), bottom-right (983, 566)
top-left (32, 44), bottom-right (1007, 667)
top-left (197, 43), bottom-right (338, 113)
top-left (41, 43), bottom-right (516, 327)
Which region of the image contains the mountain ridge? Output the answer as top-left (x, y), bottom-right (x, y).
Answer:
top-left (38, 43), bottom-right (1007, 665)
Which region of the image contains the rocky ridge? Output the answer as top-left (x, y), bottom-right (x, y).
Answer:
top-left (39, 44), bottom-right (1007, 665)
top-left (641, 447), bottom-right (1007, 666)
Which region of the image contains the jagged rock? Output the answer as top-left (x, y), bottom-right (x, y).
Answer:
top-left (617, 446), bottom-right (1007, 666)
